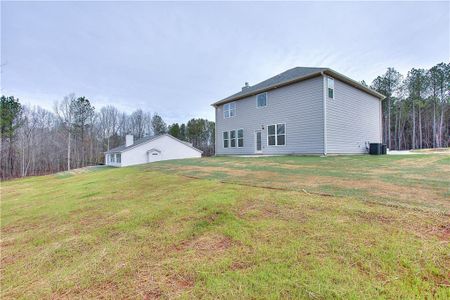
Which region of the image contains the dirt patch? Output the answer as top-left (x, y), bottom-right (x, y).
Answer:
top-left (230, 260), bottom-right (253, 271)
top-left (353, 211), bottom-right (395, 225)
top-left (237, 200), bottom-right (281, 219)
top-left (143, 288), bottom-right (163, 299)
top-left (173, 165), bottom-right (278, 181)
top-left (0, 252), bottom-right (24, 267)
top-left (175, 233), bottom-right (233, 254)
top-left (424, 223), bottom-right (450, 241)
top-left (237, 200), bottom-right (308, 223)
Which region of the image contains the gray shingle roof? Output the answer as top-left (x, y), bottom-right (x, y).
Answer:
top-left (105, 134), bottom-right (202, 154)
top-left (212, 66), bottom-right (384, 106)
top-left (213, 67), bottom-right (326, 106)
top-left (105, 135), bottom-right (160, 153)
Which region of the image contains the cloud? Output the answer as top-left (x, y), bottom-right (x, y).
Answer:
top-left (2, 1), bottom-right (448, 123)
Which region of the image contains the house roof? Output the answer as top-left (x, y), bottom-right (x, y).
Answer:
top-left (211, 67), bottom-right (385, 107)
top-left (105, 134), bottom-right (203, 154)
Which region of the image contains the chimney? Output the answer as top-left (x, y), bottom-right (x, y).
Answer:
top-left (242, 82), bottom-right (250, 91)
top-left (126, 134), bottom-right (134, 147)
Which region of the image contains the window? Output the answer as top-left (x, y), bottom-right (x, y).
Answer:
top-left (116, 153), bottom-right (121, 163)
top-left (268, 124), bottom-right (286, 146)
top-left (224, 102), bottom-right (236, 118)
top-left (327, 77), bottom-right (334, 99)
top-left (223, 132), bottom-right (229, 148)
top-left (238, 129), bottom-right (244, 147)
top-left (230, 130), bottom-right (236, 147)
top-left (110, 154), bottom-right (115, 163)
top-left (256, 92), bottom-right (267, 107)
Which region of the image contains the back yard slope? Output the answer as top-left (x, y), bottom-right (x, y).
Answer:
top-left (1, 155), bottom-right (449, 299)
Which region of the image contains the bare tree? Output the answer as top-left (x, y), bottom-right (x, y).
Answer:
top-left (54, 94), bottom-right (76, 171)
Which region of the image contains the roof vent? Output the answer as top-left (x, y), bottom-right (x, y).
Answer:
top-left (242, 82), bottom-right (250, 91)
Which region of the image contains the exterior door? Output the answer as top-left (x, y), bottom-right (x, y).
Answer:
top-left (255, 131), bottom-right (262, 153)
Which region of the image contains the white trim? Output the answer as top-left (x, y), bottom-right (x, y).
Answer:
top-left (256, 92), bottom-right (268, 108)
top-left (379, 100), bottom-right (383, 143)
top-left (322, 74), bottom-right (328, 155)
top-left (267, 123), bottom-right (286, 147)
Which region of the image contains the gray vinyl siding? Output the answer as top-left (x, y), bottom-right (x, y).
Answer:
top-left (326, 78), bottom-right (382, 153)
top-left (215, 76), bottom-right (324, 155)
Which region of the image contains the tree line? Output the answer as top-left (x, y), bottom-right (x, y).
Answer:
top-left (370, 62), bottom-right (449, 150)
top-left (0, 94), bottom-right (214, 180)
top-left (1, 62), bottom-right (448, 179)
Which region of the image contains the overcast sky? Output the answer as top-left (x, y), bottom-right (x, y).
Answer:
top-left (1, 1), bottom-right (449, 124)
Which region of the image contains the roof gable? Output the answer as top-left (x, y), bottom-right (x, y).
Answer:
top-left (212, 67), bottom-right (384, 106)
top-left (105, 134), bottom-right (203, 154)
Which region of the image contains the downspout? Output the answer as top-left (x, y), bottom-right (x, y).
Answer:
top-left (321, 72), bottom-right (327, 156)
top-left (214, 105), bottom-right (218, 156)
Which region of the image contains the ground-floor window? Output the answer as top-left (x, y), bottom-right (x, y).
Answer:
top-left (223, 132), bottom-right (229, 148)
top-left (230, 130), bottom-right (236, 147)
top-left (268, 123), bottom-right (286, 146)
top-left (224, 129), bottom-right (244, 148)
top-left (116, 153), bottom-right (121, 163)
top-left (110, 154), bottom-right (115, 163)
top-left (238, 129), bottom-right (244, 147)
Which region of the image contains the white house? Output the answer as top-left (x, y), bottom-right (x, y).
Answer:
top-left (105, 134), bottom-right (202, 167)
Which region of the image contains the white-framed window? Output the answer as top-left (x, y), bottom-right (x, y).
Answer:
top-left (110, 154), bottom-right (115, 163)
top-left (327, 77), bottom-right (334, 99)
top-left (267, 123), bottom-right (286, 146)
top-left (230, 130), bottom-right (237, 147)
top-left (237, 129), bottom-right (244, 147)
top-left (256, 92), bottom-right (267, 108)
top-left (223, 131), bottom-right (229, 148)
top-left (224, 102), bottom-right (236, 118)
top-left (116, 153), bottom-right (121, 163)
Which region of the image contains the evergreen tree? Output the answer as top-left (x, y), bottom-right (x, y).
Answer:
top-left (151, 114), bottom-right (167, 135)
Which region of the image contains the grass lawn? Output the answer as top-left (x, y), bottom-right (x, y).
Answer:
top-left (1, 155), bottom-right (449, 299)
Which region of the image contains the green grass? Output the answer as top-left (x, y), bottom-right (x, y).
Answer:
top-left (1, 155), bottom-right (449, 299)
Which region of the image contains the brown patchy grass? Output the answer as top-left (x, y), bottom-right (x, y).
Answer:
top-left (1, 156), bottom-right (450, 299)
top-left (148, 154), bottom-right (450, 213)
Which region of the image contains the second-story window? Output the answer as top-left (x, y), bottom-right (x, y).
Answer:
top-left (224, 102), bottom-right (236, 118)
top-left (327, 77), bottom-right (334, 99)
top-left (256, 92), bottom-right (267, 108)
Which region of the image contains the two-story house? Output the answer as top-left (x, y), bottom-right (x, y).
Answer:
top-left (212, 67), bottom-right (385, 155)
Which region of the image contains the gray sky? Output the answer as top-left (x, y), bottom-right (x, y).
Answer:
top-left (2, 1), bottom-right (449, 124)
